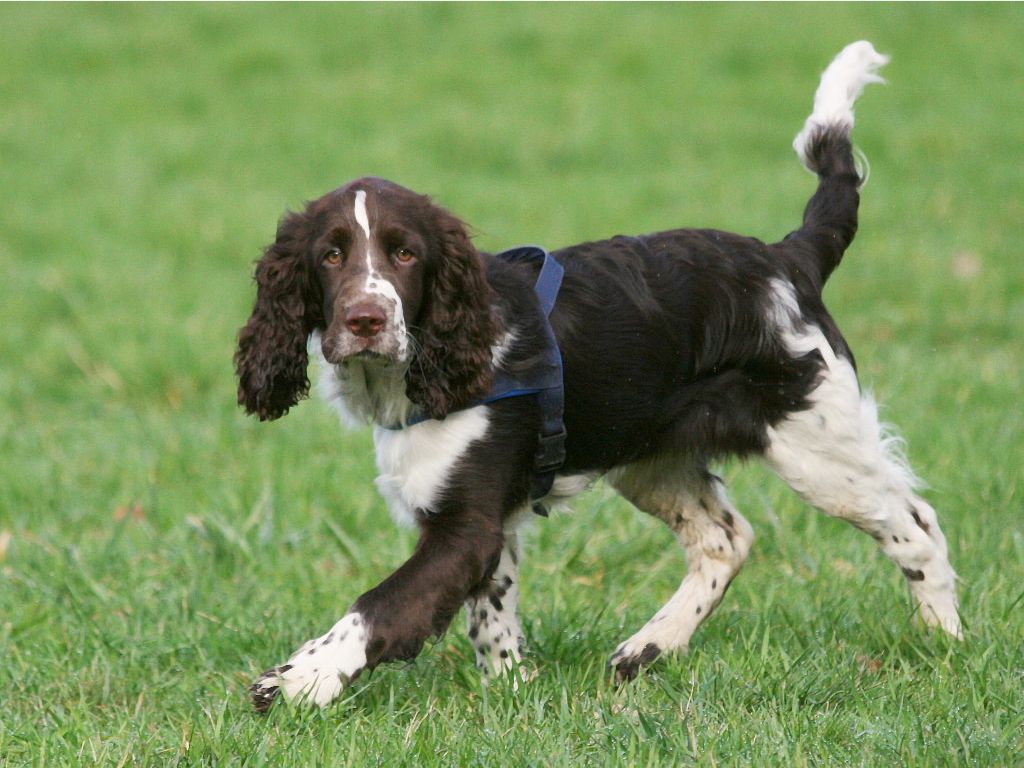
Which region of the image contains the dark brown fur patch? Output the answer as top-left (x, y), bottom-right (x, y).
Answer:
top-left (909, 505), bottom-right (931, 535)
top-left (902, 567), bottom-right (925, 582)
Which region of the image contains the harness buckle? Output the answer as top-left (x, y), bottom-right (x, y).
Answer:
top-left (534, 427), bottom-right (567, 474)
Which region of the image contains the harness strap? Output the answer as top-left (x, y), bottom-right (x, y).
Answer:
top-left (496, 247), bottom-right (566, 514)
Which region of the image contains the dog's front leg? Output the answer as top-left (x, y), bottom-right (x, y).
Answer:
top-left (251, 508), bottom-right (503, 711)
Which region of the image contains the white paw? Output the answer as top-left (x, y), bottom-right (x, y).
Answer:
top-left (251, 613), bottom-right (369, 711)
top-left (918, 601), bottom-right (964, 640)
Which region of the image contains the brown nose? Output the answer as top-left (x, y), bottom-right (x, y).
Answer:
top-left (345, 304), bottom-right (387, 337)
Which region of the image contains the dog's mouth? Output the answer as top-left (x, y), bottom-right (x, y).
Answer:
top-left (351, 349), bottom-right (386, 361)
top-left (330, 347), bottom-right (402, 368)
top-left (322, 331), bottom-right (408, 367)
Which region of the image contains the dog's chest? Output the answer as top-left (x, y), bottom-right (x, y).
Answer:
top-left (372, 407), bottom-right (491, 527)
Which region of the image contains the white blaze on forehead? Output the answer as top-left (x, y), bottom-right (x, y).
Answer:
top-left (354, 189), bottom-right (371, 238)
top-left (352, 187), bottom-right (410, 359)
top-left (354, 188), bottom-right (379, 279)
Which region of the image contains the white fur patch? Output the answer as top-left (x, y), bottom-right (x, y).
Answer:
top-left (367, 275), bottom-right (409, 360)
top-left (313, 334), bottom-right (414, 427)
top-left (373, 406), bottom-right (490, 527)
top-left (354, 190), bottom-right (371, 238)
top-left (766, 356), bottom-right (923, 524)
top-left (765, 279), bottom-right (916, 502)
top-left (491, 331), bottom-right (515, 369)
top-left (352, 188), bottom-right (410, 360)
top-left (763, 295), bottom-right (961, 638)
top-left (794, 40), bottom-right (889, 171)
top-left (765, 279), bottom-right (922, 514)
top-left (767, 278), bottom-right (839, 369)
top-left (466, 532), bottom-right (526, 677)
top-left (256, 612), bottom-right (369, 708)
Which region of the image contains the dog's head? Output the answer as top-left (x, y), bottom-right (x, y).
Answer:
top-left (235, 178), bottom-right (497, 422)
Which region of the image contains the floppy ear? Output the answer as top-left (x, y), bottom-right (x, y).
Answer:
top-left (235, 212), bottom-right (323, 421)
top-left (406, 212), bottom-right (498, 420)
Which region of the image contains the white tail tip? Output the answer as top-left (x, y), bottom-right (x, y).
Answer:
top-left (794, 41), bottom-right (890, 171)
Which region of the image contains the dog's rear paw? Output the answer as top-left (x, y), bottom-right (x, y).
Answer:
top-left (609, 641), bottom-right (662, 684)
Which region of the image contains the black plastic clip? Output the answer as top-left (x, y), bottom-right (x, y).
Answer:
top-left (534, 427), bottom-right (567, 474)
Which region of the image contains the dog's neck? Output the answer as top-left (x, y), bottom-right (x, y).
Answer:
top-left (314, 327), bottom-right (516, 429)
top-left (317, 353), bottom-right (415, 428)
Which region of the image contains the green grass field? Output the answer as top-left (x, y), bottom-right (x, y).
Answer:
top-left (1, 4), bottom-right (1022, 766)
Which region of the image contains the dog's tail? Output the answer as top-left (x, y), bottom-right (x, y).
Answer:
top-left (787, 41), bottom-right (889, 286)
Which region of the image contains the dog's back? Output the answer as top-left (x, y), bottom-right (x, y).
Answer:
top-left (493, 42), bottom-right (889, 472)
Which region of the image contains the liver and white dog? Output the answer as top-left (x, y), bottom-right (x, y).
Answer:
top-left (235, 42), bottom-right (961, 712)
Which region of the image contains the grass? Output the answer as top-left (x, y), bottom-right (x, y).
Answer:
top-left (1, 3), bottom-right (1022, 766)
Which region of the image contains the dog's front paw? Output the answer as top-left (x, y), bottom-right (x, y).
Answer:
top-left (250, 662), bottom-right (353, 711)
top-left (609, 640), bottom-right (662, 684)
top-left (250, 613), bottom-right (369, 712)
top-left (250, 665), bottom-right (286, 713)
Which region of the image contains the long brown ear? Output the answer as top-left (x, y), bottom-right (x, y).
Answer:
top-left (235, 212), bottom-right (322, 421)
top-left (406, 212), bottom-right (498, 419)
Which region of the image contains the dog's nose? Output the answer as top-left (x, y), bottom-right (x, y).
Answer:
top-left (345, 304), bottom-right (387, 337)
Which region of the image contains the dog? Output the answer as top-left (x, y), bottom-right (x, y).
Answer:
top-left (235, 41), bottom-right (961, 711)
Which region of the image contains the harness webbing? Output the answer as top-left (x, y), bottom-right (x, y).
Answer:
top-left (493, 247), bottom-right (566, 514)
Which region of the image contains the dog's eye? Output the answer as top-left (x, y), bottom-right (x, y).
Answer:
top-left (394, 247), bottom-right (417, 264)
top-left (323, 248), bottom-right (343, 266)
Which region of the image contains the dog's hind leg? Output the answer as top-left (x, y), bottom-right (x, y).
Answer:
top-left (464, 523), bottom-right (526, 678)
top-left (764, 350), bottom-right (961, 638)
top-left (607, 461), bottom-right (755, 682)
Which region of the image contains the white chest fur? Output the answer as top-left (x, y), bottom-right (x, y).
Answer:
top-left (372, 407), bottom-right (491, 527)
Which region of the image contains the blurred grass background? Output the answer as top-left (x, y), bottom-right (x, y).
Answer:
top-left (0, 4), bottom-right (1021, 766)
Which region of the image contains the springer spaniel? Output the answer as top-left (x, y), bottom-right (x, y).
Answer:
top-left (235, 42), bottom-right (961, 711)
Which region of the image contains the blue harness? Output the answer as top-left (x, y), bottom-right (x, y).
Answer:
top-left (390, 246), bottom-right (566, 516)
